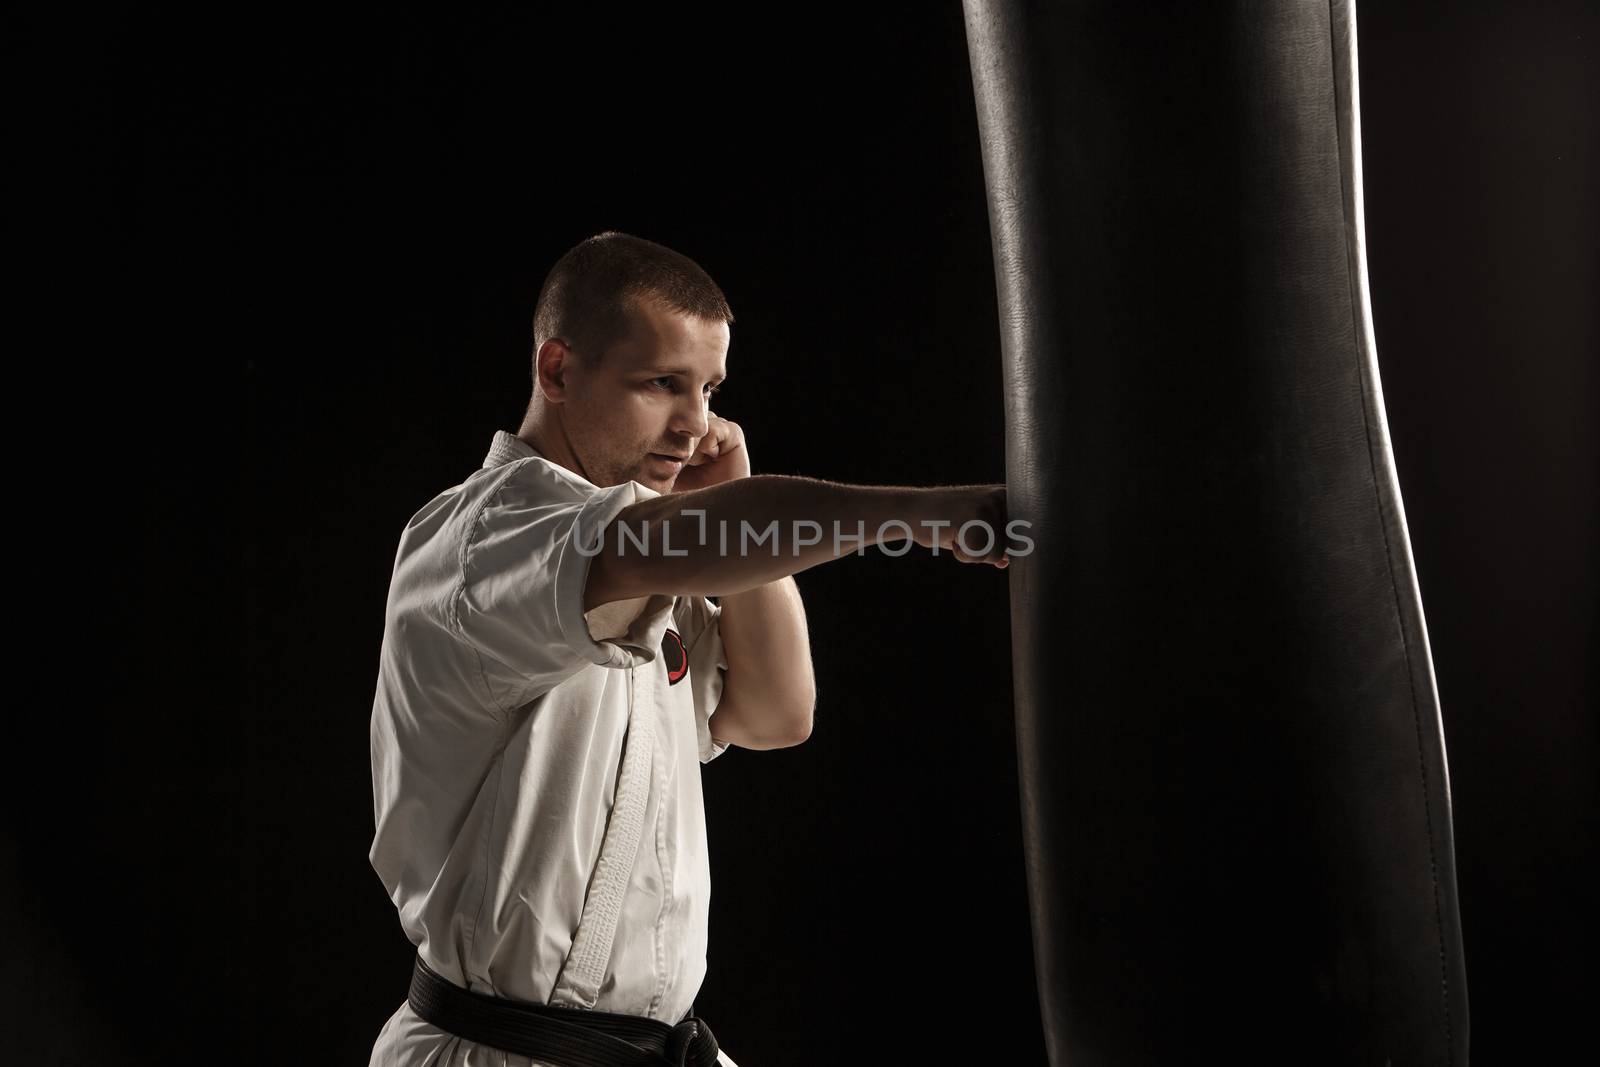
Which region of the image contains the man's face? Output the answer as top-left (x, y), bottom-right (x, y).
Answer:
top-left (560, 298), bottom-right (729, 492)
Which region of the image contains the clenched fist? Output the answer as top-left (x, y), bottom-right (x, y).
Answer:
top-left (671, 411), bottom-right (751, 493)
top-left (910, 484), bottom-right (1014, 569)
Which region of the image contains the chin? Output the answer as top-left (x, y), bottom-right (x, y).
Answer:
top-left (629, 467), bottom-right (668, 489)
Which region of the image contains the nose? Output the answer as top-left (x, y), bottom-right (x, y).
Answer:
top-left (670, 390), bottom-right (710, 442)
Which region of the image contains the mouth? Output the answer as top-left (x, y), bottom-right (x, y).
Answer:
top-left (649, 453), bottom-right (686, 473)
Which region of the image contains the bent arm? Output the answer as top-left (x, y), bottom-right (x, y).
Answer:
top-left (713, 575), bottom-right (815, 749)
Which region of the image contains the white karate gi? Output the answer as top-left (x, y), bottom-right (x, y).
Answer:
top-left (368, 431), bottom-right (739, 1066)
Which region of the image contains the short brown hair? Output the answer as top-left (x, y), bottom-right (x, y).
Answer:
top-left (532, 231), bottom-right (734, 364)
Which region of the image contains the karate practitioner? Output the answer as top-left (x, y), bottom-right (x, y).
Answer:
top-left (368, 232), bottom-right (1012, 1066)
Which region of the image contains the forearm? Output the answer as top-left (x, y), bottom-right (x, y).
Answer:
top-left (586, 474), bottom-right (937, 604)
top-left (715, 576), bottom-right (814, 746)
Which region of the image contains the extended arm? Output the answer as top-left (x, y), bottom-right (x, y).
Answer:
top-left (582, 474), bottom-right (1009, 607)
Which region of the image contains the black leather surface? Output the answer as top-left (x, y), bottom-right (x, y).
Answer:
top-left (962, 2), bottom-right (1468, 1062)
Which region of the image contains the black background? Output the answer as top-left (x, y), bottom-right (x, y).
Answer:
top-left (10, 2), bottom-right (1593, 1064)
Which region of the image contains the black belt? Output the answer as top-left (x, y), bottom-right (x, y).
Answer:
top-left (407, 953), bottom-right (720, 1067)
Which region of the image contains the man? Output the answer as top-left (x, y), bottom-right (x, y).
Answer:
top-left (368, 232), bottom-right (1012, 1067)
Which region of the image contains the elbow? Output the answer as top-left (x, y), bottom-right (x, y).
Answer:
top-left (767, 714), bottom-right (812, 750)
top-left (734, 693), bottom-right (814, 750)
top-left (781, 688), bottom-right (816, 748)
top-left (716, 666), bottom-right (816, 749)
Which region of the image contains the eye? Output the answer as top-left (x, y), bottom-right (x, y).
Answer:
top-left (649, 377), bottom-right (722, 397)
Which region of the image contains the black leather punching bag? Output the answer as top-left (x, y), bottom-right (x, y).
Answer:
top-left (963, 2), bottom-right (1468, 1063)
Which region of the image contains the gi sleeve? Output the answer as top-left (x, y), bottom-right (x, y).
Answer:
top-left (674, 594), bottom-right (731, 763)
top-left (454, 470), bottom-right (662, 694)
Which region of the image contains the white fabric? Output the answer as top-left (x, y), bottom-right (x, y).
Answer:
top-left (368, 431), bottom-right (733, 1066)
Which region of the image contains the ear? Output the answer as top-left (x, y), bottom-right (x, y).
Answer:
top-left (534, 338), bottom-right (575, 404)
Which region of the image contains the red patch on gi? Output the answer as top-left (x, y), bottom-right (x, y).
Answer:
top-left (661, 628), bottom-right (688, 685)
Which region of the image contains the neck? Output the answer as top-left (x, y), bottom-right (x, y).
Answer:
top-left (516, 407), bottom-right (591, 484)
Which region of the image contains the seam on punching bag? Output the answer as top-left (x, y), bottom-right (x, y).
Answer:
top-left (1325, 0), bottom-right (1455, 1056)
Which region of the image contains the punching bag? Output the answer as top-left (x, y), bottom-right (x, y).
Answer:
top-left (963, 2), bottom-right (1468, 1063)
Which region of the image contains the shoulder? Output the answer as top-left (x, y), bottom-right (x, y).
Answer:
top-left (486, 456), bottom-right (595, 507)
